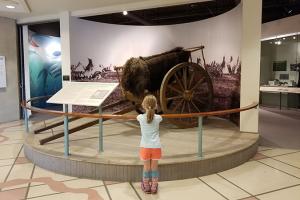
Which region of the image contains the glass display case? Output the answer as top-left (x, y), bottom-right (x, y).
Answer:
top-left (260, 33), bottom-right (300, 109)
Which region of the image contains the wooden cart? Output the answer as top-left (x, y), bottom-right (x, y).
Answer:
top-left (116, 46), bottom-right (213, 128)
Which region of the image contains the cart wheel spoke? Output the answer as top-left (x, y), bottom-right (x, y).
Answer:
top-left (181, 101), bottom-right (186, 113)
top-left (183, 67), bottom-right (188, 90)
top-left (194, 91), bottom-right (209, 96)
top-left (194, 96), bottom-right (209, 105)
top-left (167, 85), bottom-right (182, 94)
top-left (188, 71), bottom-right (195, 90)
top-left (191, 100), bottom-right (201, 112)
top-left (174, 73), bottom-right (185, 91)
top-left (167, 95), bottom-right (183, 101)
top-left (187, 101), bottom-right (191, 113)
top-left (172, 99), bottom-right (184, 112)
top-left (191, 77), bottom-right (205, 91)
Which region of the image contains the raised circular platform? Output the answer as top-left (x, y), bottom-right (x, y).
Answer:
top-left (24, 116), bottom-right (259, 181)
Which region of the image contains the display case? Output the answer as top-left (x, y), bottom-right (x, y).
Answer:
top-left (260, 34), bottom-right (300, 109)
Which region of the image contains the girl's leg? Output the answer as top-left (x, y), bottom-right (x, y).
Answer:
top-left (144, 160), bottom-right (151, 171)
top-left (142, 160), bottom-right (151, 193)
top-left (150, 160), bottom-right (159, 193)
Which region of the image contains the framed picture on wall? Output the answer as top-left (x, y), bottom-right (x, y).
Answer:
top-left (273, 61), bottom-right (287, 71)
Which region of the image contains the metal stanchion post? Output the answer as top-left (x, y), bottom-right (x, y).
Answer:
top-left (99, 106), bottom-right (103, 152)
top-left (198, 116), bottom-right (203, 157)
top-left (64, 104), bottom-right (69, 156)
top-left (24, 106), bottom-right (29, 133)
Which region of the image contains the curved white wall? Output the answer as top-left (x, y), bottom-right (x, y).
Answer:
top-left (69, 4), bottom-right (241, 68)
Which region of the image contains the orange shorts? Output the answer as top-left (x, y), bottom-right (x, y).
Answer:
top-left (140, 148), bottom-right (162, 161)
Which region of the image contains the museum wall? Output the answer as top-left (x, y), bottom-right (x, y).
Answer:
top-left (262, 14), bottom-right (300, 39)
top-left (70, 5), bottom-right (241, 70)
top-left (0, 17), bottom-right (20, 122)
top-left (68, 4), bottom-right (242, 119)
top-left (260, 42), bottom-right (273, 85)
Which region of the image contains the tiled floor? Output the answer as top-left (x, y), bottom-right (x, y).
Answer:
top-left (1, 120), bottom-right (300, 200)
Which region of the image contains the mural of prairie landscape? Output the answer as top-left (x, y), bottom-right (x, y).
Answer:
top-left (199, 56), bottom-right (241, 123)
top-left (71, 59), bottom-right (131, 113)
top-left (71, 55), bottom-right (241, 124)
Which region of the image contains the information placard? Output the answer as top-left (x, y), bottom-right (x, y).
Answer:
top-left (0, 56), bottom-right (6, 88)
top-left (47, 82), bottom-right (119, 107)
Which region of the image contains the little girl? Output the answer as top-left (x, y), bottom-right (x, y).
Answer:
top-left (137, 95), bottom-right (162, 194)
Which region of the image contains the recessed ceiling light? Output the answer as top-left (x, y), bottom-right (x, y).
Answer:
top-left (6, 5), bottom-right (15, 9)
top-left (123, 11), bottom-right (128, 15)
top-left (293, 36), bottom-right (296, 39)
top-left (283, 37), bottom-right (286, 40)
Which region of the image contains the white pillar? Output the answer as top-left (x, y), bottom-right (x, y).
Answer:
top-left (60, 11), bottom-right (72, 112)
top-left (240, 0), bottom-right (262, 133)
top-left (22, 25), bottom-right (31, 117)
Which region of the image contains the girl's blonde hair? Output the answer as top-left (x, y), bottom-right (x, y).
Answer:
top-left (141, 95), bottom-right (157, 123)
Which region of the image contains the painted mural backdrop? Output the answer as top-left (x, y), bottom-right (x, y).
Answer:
top-left (70, 4), bottom-right (242, 123)
top-left (29, 32), bottom-right (62, 107)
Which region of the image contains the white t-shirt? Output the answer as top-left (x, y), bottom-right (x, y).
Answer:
top-left (137, 113), bottom-right (162, 148)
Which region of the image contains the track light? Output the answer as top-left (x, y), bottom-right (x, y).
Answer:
top-left (274, 40), bottom-right (282, 45)
top-left (6, 5), bottom-right (15, 9)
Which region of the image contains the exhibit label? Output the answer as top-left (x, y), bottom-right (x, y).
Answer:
top-left (47, 82), bottom-right (119, 107)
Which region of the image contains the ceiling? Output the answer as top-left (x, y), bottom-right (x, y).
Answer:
top-left (82, 0), bottom-right (240, 25)
top-left (0, 0), bottom-right (206, 22)
top-left (1, 0), bottom-right (300, 25)
top-left (263, 0), bottom-right (300, 23)
top-left (82, 0), bottom-right (300, 25)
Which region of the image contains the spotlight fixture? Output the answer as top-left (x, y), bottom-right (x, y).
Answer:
top-left (274, 40), bottom-right (282, 45)
top-left (123, 11), bottom-right (128, 16)
top-left (283, 37), bottom-right (286, 40)
top-left (293, 36), bottom-right (296, 39)
top-left (6, 5), bottom-right (15, 9)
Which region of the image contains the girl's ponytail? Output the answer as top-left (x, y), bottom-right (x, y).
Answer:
top-left (147, 107), bottom-right (155, 123)
top-left (142, 95), bottom-right (157, 123)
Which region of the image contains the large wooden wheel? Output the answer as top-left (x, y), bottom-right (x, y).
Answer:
top-left (160, 62), bottom-right (213, 128)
